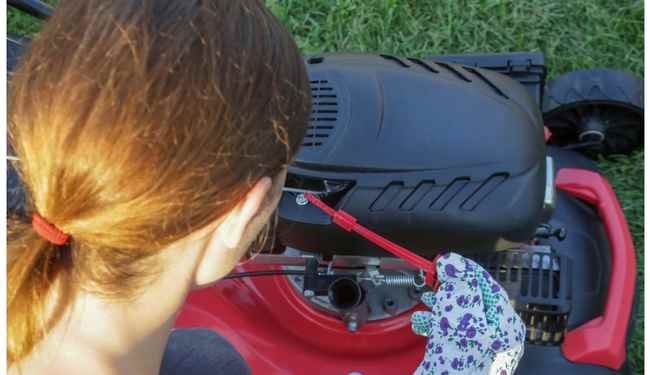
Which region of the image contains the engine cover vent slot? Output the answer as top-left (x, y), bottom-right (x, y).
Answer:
top-left (370, 182), bottom-right (404, 212)
top-left (379, 54), bottom-right (410, 68)
top-left (307, 56), bottom-right (324, 64)
top-left (462, 67), bottom-right (510, 99)
top-left (406, 57), bottom-right (439, 74)
top-left (305, 80), bottom-right (339, 148)
top-left (435, 62), bottom-right (472, 82)
top-left (430, 178), bottom-right (470, 210)
top-left (460, 173), bottom-right (509, 211)
top-left (399, 181), bottom-right (435, 211)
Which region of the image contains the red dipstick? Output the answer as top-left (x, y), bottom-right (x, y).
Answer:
top-left (303, 192), bottom-right (441, 290)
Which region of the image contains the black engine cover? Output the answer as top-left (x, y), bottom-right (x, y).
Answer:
top-left (278, 53), bottom-right (547, 257)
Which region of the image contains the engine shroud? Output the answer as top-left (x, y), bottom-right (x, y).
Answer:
top-left (277, 53), bottom-right (547, 257)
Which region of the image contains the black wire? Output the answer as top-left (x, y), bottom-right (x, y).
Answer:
top-left (223, 270), bottom-right (305, 279)
top-left (222, 266), bottom-right (366, 280)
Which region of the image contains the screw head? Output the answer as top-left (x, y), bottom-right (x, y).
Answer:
top-left (383, 297), bottom-right (398, 315)
top-left (296, 193), bottom-right (309, 206)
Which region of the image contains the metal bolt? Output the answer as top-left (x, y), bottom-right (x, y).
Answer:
top-left (303, 289), bottom-right (315, 298)
top-left (296, 193), bottom-right (309, 206)
top-left (344, 314), bottom-right (359, 332)
top-left (347, 319), bottom-right (358, 332)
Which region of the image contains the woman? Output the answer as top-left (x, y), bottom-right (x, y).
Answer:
top-left (7, 0), bottom-right (310, 374)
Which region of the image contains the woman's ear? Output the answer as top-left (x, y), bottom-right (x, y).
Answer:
top-left (192, 176), bottom-right (274, 287)
top-left (218, 177), bottom-right (273, 249)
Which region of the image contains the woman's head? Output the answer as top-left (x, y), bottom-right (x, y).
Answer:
top-left (8, 0), bottom-right (310, 364)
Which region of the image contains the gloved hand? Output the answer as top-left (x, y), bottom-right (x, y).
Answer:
top-left (411, 252), bottom-right (526, 375)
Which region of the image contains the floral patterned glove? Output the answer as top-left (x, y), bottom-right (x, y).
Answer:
top-left (411, 253), bottom-right (526, 375)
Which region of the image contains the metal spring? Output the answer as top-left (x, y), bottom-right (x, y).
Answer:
top-left (383, 273), bottom-right (418, 288)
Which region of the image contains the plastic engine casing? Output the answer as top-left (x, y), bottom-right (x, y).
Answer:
top-left (278, 53), bottom-right (547, 257)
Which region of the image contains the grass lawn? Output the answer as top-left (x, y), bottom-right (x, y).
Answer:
top-left (9, 0), bottom-right (644, 372)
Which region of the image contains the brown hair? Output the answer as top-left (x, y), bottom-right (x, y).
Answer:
top-left (7, 0), bottom-right (310, 364)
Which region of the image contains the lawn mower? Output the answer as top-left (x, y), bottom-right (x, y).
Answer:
top-left (7, 1), bottom-right (643, 374)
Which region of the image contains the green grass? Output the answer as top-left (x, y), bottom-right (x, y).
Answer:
top-left (9, 0), bottom-right (644, 372)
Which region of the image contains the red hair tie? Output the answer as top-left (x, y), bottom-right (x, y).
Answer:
top-left (32, 213), bottom-right (70, 245)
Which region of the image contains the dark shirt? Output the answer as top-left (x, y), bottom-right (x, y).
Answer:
top-left (160, 328), bottom-right (251, 375)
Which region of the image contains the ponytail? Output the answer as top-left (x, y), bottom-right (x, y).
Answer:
top-left (7, 217), bottom-right (73, 365)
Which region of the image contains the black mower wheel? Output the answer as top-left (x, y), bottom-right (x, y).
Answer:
top-left (542, 69), bottom-right (643, 159)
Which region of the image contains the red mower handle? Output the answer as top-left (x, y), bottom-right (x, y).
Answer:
top-left (556, 168), bottom-right (637, 370)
